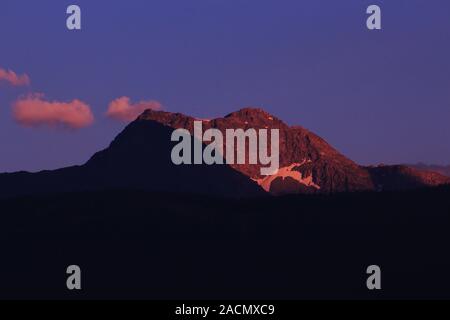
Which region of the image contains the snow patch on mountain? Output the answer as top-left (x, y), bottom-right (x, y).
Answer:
top-left (253, 161), bottom-right (321, 192)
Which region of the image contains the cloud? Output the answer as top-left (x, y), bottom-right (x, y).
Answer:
top-left (12, 93), bottom-right (94, 129)
top-left (106, 96), bottom-right (162, 122)
top-left (0, 68), bottom-right (30, 86)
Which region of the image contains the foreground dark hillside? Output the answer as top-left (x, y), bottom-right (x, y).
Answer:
top-left (1, 186), bottom-right (450, 299)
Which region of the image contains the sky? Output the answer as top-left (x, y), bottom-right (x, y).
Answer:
top-left (1, 0), bottom-right (450, 172)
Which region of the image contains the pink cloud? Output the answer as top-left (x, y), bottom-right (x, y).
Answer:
top-left (106, 96), bottom-right (162, 122)
top-left (12, 93), bottom-right (94, 129)
top-left (0, 68), bottom-right (30, 86)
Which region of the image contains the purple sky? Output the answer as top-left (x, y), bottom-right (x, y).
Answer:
top-left (1, 0), bottom-right (450, 172)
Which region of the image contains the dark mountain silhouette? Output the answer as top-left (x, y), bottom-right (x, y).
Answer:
top-left (0, 108), bottom-right (448, 198)
top-left (0, 120), bottom-right (264, 199)
top-left (139, 108), bottom-right (450, 194)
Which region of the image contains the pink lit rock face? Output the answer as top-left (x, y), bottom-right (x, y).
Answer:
top-left (139, 108), bottom-right (450, 195)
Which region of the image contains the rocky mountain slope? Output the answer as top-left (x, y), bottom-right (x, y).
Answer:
top-left (406, 163), bottom-right (450, 178)
top-left (140, 108), bottom-right (449, 194)
top-left (367, 164), bottom-right (450, 191)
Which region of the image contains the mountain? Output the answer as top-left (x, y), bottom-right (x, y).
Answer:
top-left (406, 163), bottom-right (450, 178)
top-left (139, 108), bottom-right (450, 194)
top-left (367, 164), bottom-right (450, 191)
top-left (139, 108), bottom-right (374, 194)
top-left (0, 120), bottom-right (264, 199)
top-left (0, 108), bottom-right (448, 198)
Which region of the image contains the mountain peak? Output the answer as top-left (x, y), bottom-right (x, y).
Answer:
top-left (136, 107), bottom-right (287, 132)
top-left (138, 109), bottom-right (191, 121)
top-left (224, 108), bottom-right (279, 121)
top-left (137, 109), bottom-right (195, 130)
top-left (226, 107), bottom-right (270, 116)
